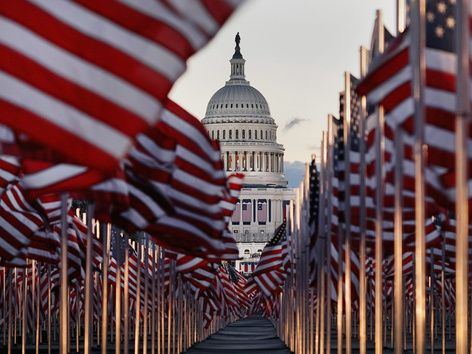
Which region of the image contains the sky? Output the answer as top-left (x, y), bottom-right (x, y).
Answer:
top-left (170, 0), bottom-right (396, 163)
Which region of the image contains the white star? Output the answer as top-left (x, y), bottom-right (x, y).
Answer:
top-left (435, 26), bottom-right (445, 38)
top-left (437, 2), bottom-right (447, 13)
top-left (446, 17), bottom-right (455, 29)
top-left (427, 11), bottom-right (435, 22)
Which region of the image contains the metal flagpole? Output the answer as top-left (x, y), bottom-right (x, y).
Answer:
top-left (84, 204), bottom-right (95, 354)
top-left (59, 193), bottom-right (69, 354)
top-left (374, 10), bottom-right (385, 354)
top-left (456, 1), bottom-right (470, 353)
top-left (394, 129), bottom-right (404, 354)
top-left (396, 0), bottom-right (406, 34)
top-left (123, 233), bottom-right (130, 354)
top-left (35, 262), bottom-right (40, 354)
top-left (151, 243), bottom-right (156, 354)
top-left (101, 223), bottom-right (112, 354)
top-left (318, 132), bottom-right (327, 354)
top-left (115, 234), bottom-right (122, 354)
top-left (326, 114), bottom-right (334, 354)
top-left (21, 261), bottom-right (27, 354)
top-left (134, 237), bottom-right (142, 354)
top-left (359, 45), bottom-right (369, 354)
top-left (47, 265), bottom-right (51, 354)
top-left (410, 1), bottom-right (427, 353)
top-left (343, 71), bottom-right (353, 354)
top-left (143, 235), bottom-right (149, 354)
top-left (441, 229), bottom-right (446, 354)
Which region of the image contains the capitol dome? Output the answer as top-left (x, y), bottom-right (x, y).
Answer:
top-left (202, 33), bottom-right (287, 187)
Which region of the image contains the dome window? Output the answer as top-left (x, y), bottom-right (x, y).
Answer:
top-left (236, 104), bottom-right (238, 108)
top-left (236, 130), bottom-right (239, 139)
top-left (242, 130), bottom-right (245, 139)
top-left (226, 104), bottom-right (228, 108)
top-left (231, 104), bottom-right (233, 108)
top-left (251, 104), bottom-right (254, 108)
top-left (229, 130), bottom-right (232, 139)
top-left (255, 130), bottom-right (258, 139)
top-left (246, 104), bottom-right (249, 108)
top-left (265, 131), bottom-right (268, 140)
top-left (223, 130), bottom-right (226, 139)
top-left (260, 130), bottom-right (263, 140)
top-left (217, 130), bottom-right (220, 139)
top-left (248, 130), bottom-right (251, 139)
top-left (211, 131), bottom-right (214, 139)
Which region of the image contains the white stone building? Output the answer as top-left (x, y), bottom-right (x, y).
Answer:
top-left (202, 34), bottom-right (296, 274)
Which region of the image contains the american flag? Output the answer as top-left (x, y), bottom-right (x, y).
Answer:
top-left (242, 199), bottom-right (252, 224)
top-left (257, 199), bottom-right (267, 224)
top-left (331, 115), bottom-right (344, 233)
top-left (247, 221), bottom-right (287, 298)
top-left (0, 1), bottom-right (243, 172)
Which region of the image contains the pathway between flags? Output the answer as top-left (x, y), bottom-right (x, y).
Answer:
top-left (185, 316), bottom-right (291, 354)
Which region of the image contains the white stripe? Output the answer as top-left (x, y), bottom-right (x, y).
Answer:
top-left (0, 71), bottom-right (130, 158)
top-left (0, 17), bottom-right (161, 124)
top-left (166, 0), bottom-right (219, 35)
top-left (21, 164), bottom-right (87, 189)
top-left (119, 0), bottom-right (206, 50)
top-left (31, 0), bottom-right (185, 81)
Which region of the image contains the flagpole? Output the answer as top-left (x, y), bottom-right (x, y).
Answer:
top-left (101, 223), bottom-right (111, 354)
top-left (359, 45), bottom-right (369, 354)
top-left (143, 235), bottom-right (149, 354)
top-left (318, 132), bottom-right (327, 354)
top-left (84, 204), bottom-right (94, 354)
top-left (134, 236), bottom-right (142, 354)
top-left (59, 193), bottom-right (69, 354)
top-left (456, 1), bottom-right (470, 354)
top-left (410, 1), bottom-right (427, 353)
top-left (115, 234), bottom-right (122, 354)
top-left (21, 261), bottom-right (27, 354)
top-left (396, 0), bottom-right (405, 34)
top-left (374, 10), bottom-right (385, 354)
top-left (47, 265), bottom-right (52, 354)
top-left (326, 114), bottom-right (334, 354)
top-left (394, 128), bottom-right (404, 354)
top-left (343, 70), bottom-right (353, 354)
top-left (123, 233), bottom-right (130, 354)
top-left (151, 243), bottom-right (156, 354)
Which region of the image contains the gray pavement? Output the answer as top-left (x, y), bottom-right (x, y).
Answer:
top-left (184, 316), bottom-right (292, 354)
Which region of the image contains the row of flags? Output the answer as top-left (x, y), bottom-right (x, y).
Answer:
top-left (294, 1), bottom-right (472, 354)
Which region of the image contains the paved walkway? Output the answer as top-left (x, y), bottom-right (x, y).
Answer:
top-left (184, 316), bottom-right (292, 354)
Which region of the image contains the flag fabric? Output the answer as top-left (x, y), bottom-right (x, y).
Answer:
top-left (242, 199), bottom-right (252, 224)
top-left (0, 0), bottom-right (243, 172)
top-left (257, 199), bottom-right (267, 224)
top-left (247, 221), bottom-right (287, 298)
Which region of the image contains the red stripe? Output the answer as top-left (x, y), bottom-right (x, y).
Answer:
top-left (0, 44), bottom-right (149, 135)
top-left (0, 100), bottom-right (120, 171)
top-left (75, 0), bottom-right (193, 59)
top-left (1, 1), bottom-right (172, 99)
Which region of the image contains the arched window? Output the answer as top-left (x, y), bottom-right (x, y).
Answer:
top-left (225, 104), bottom-right (228, 108)
top-left (265, 131), bottom-right (268, 140)
top-left (211, 131), bottom-right (214, 139)
top-left (244, 249), bottom-right (250, 255)
top-left (236, 104), bottom-right (238, 108)
top-left (242, 130), bottom-right (245, 139)
top-left (257, 249), bottom-right (262, 253)
top-left (249, 130), bottom-right (252, 139)
top-left (255, 130), bottom-right (258, 139)
top-left (229, 130), bottom-right (232, 139)
top-left (260, 130), bottom-right (263, 140)
top-left (223, 130), bottom-right (226, 139)
top-left (217, 130), bottom-right (220, 139)
top-left (236, 130), bottom-right (239, 139)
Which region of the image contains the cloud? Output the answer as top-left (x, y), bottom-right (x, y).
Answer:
top-left (283, 117), bottom-right (308, 132)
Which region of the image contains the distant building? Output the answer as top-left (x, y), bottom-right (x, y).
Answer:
top-left (202, 34), bottom-right (296, 275)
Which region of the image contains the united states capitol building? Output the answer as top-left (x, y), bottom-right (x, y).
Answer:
top-left (202, 34), bottom-right (296, 274)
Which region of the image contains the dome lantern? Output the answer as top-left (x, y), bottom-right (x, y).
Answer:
top-left (230, 32), bottom-right (246, 81)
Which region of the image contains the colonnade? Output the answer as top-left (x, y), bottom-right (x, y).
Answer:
top-left (223, 151), bottom-right (284, 173)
